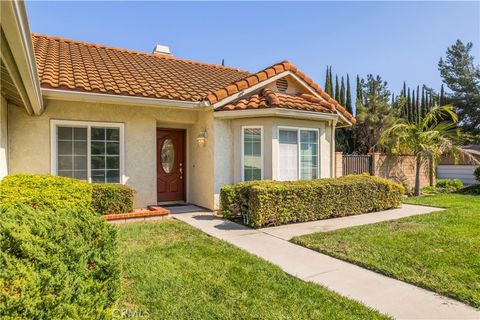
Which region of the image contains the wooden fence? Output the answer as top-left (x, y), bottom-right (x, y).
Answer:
top-left (342, 155), bottom-right (372, 175)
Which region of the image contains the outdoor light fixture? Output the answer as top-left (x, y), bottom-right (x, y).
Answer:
top-left (197, 129), bottom-right (208, 147)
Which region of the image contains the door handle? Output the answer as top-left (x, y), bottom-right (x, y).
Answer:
top-left (179, 164), bottom-right (183, 179)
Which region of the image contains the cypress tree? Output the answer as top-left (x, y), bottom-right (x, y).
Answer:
top-left (324, 66), bottom-right (329, 94)
top-left (221, 59), bottom-right (225, 66)
top-left (346, 74), bottom-right (352, 114)
top-left (412, 89), bottom-right (416, 123)
top-left (340, 76), bottom-right (346, 106)
top-left (328, 67), bottom-right (334, 96)
top-left (440, 84), bottom-right (445, 106)
top-left (415, 86), bottom-right (420, 123)
top-left (421, 86), bottom-right (425, 118)
top-left (356, 75), bottom-right (363, 114)
top-left (407, 88), bottom-right (411, 122)
top-left (334, 75), bottom-right (340, 101)
top-left (402, 81), bottom-right (407, 97)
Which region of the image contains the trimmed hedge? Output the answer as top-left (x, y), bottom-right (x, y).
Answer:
top-left (0, 174), bottom-right (92, 212)
top-left (0, 174), bottom-right (136, 215)
top-left (91, 184), bottom-right (135, 214)
top-left (221, 175), bottom-right (404, 228)
top-left (0, 205), bottom-right (120, 319)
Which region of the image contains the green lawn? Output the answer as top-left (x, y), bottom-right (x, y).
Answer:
top-left (117, 219), bottom-right (387, 319)
top-left (292, 193), bottom-right (480, 308)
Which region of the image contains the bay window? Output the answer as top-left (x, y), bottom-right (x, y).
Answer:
top-left (51, 120), bottom-right (124, 183)
top-left (278, 127), bottom-right (318, 180)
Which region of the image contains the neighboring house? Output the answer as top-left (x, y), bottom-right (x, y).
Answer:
top-left (1, 1), bottom-right (354, 210)
top-left (438, 145), bottom-right (480, 185)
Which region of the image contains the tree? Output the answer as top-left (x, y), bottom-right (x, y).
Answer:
top-left (355, 75), bottom-right (363, 115)
top-left (335, 75), bottom-right (340, 101)
top-left (352, 75), bottom-right (398, 154)
top-left (440, 84), bottom-right (445, 106)
top-left (439, 40), bottom-right (480, 134)
top-left (324, 66), bottom-right (333, 96)
top-left (340, 76), bottom-right (346, 106)
top-left (328, 67), bottom-right (333, 96)
top-left (380, 105), bottom-right (463, 196)
top-left (346, 74), bottom-right (352, 114)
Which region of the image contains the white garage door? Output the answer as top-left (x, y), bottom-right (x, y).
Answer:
top-left (437, 165), bottom-right (477, 185)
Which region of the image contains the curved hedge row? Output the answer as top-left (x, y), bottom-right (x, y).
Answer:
top-left (221, 175), bottom-right (404, 228)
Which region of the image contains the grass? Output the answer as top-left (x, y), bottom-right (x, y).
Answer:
top-left (292, 193), bottom-right (480, 308)
top-left (117, 219), bottom-right (388, 319)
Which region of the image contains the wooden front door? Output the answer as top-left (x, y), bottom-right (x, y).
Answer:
top-left (157, 129), bottom-right (186, 202)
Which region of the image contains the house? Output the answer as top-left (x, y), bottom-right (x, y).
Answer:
top-left (1, 1), bottom-right (354, 210)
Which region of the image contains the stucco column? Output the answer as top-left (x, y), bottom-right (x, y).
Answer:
top-left (330, 121), bottom-right (336, 178)
top-left (368, 152), bottom-right (381, 176)
top-left (335, 152), bottom-right (343, 177)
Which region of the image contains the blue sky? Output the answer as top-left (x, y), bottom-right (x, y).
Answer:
top-left (26, 1), bottom-right (479, 95)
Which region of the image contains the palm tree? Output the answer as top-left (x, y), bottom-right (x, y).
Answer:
top-left (379, 105), bottom-right (463, 196)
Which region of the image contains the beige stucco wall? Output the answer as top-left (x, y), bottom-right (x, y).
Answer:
top-left (8, 99), bottom-right (217, 209)
top-left (0, 94), bottom-right (8, 179)
top-left (8, 96), bottom-right (336, 210)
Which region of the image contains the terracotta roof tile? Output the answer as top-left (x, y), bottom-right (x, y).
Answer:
top-left (32, 33), bottom-right (250, 102)
top-left (218, 89), bottom-right (336, 115)
top-left (32, 33), bottom-right (355, 124)
top-left (206, 61), bottom-right (356, 124)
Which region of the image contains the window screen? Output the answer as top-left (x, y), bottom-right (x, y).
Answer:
top-left (243, 127), bottom-right (262, 181)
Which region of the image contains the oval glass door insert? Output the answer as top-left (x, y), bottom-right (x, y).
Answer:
top-left (161, 138), bottom-right (175, 173)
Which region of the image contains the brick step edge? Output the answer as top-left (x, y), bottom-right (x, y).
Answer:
top-left (102, 206), bottom-right (170, 221)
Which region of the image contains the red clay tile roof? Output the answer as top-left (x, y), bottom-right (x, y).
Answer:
top-left (218, 88), bottom-right (336, 114)
top-left (32, 33), bottom-right (250, 101)
top-left (31, 33), bottom-right (355, 124)
top-left (206, 61), bottom-right (356, 124)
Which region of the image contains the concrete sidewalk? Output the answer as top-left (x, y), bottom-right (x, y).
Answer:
top-left (173, 209), bottom-right (479, 320)
top-left (259, 204), bottom-right (443, 240)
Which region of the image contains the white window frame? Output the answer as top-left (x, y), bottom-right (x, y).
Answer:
top-left (50, 120), bottom-right (125, 184)
top-left (241, 126), bottom-right (264, 182)
top-left (277, 126), bottom-right (320, 180)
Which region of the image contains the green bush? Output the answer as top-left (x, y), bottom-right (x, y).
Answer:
top-left (436, 178), bottom-right (463, 189)
top-left (0, 206), bottom-right (120, 319)
top-left (458, 184), bottom-right (480, 195)
top-left (221, 175), bottom-right (404, 228)
top-left (423, 178), bottom-right (464, 195)
top-left (0, 174), bottom-right (137, 215)
top-left (474, 166), bottom-right (480, 182)
top-left (91, 184), bottom-right (135, 214)
top-left (0, 174), bottom-right (92, 212)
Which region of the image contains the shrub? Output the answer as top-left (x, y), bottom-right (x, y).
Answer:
top-left (436, 178), bottom-right (463, 189)
top-left (91, 184), bottom-right (135, 214)
top-left (220, 175), bottom-right (404, 228)
top-left (474, 166), bottom-right (480, 182)
top-left (422, 178), bottom-right (464, 195)
top-left (458, 184), bottom-right (480, 195)
top-left (0, 205), bottom-right (120, 319)
top-left (0, 174), bottom-right (92, 212)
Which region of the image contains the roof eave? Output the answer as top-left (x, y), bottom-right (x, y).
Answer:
top-left (214, 108), bottom-right (339, 123)
top-left (1, 0), bottom-right (43, 115)
top-left (42, 88), bottom-right (202, 109)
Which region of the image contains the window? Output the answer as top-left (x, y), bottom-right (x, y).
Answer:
top-left (242, 126), bottom-right (263, 181)
top-left (278, 127), bottom-right (319, 180)
top-left (51, 120), bottom-right (124, 183)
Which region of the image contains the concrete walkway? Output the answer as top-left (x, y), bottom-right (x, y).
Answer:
top-left (172, 208), bottom-right (479, 320)
top-left (259, 204), bottom-right (443, 240)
